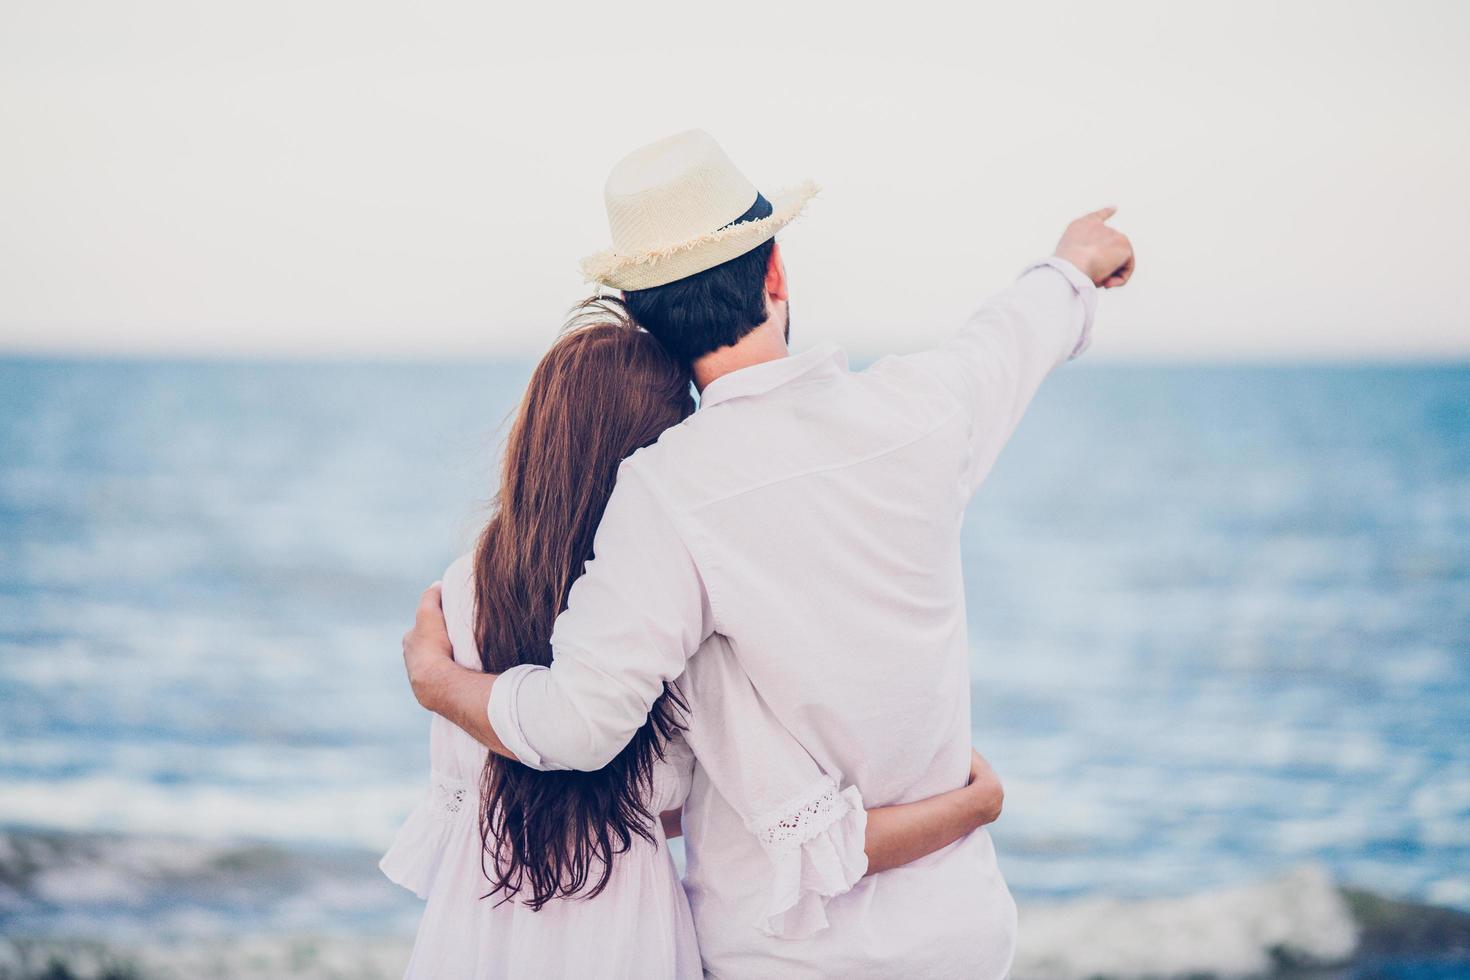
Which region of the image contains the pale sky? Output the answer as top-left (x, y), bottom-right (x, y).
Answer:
top-left (2, 1), bottom-right (1467, 360)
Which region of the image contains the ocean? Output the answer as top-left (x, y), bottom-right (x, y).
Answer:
top-left (1, 356), bottom-right (1467, 978)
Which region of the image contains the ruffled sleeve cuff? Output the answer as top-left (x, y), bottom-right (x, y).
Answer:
top-left (747, 777), bottom-right (869, 940)
top-left (379, 771), bottom-right (476, 899)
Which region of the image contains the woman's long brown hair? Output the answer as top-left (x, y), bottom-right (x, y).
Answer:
top-left (473, 297), bottom-right (694, 910)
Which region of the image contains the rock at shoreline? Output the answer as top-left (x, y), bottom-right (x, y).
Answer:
top-left (1343, 887), bottom-right (1470, 959)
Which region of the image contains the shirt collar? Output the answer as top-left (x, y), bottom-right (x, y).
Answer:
top-left (698, 344), bottom-right (848, 410)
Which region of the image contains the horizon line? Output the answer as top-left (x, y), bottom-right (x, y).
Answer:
top-left (2, 348), bottom-right (1469, 370)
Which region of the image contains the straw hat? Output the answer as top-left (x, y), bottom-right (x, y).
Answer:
top-left (580, 129), bottom-right (818, 291)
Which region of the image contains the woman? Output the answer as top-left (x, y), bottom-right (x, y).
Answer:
top-left (381, 301), bottom-right (1004, 979)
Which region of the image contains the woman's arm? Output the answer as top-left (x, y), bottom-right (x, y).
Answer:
top-left (676, 639), bottom-right (1003, 938)
top-left (863, 749), bottom-right (1003, 875)
top-left (658, 748), bottom-right (1001, 857)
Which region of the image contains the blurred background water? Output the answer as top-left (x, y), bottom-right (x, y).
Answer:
top-left (0, 356), bottom-right (1467, 969)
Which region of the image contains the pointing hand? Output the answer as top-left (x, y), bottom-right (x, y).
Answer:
top-left (1054, 206), bottom-right (1135, 289)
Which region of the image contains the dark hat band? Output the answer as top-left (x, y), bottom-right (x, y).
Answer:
top-left (719, 192), bottom-right (773, 230)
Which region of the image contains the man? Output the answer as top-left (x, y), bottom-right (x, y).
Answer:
top-left (403, 129), bottom-right (1134, 976)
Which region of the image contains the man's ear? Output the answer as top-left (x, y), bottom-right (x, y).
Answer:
top-left (765, 241), bottom-right (788, 302)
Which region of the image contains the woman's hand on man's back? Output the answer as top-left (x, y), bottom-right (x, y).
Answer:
top-left (966, 749), bottom-right (1005, 828)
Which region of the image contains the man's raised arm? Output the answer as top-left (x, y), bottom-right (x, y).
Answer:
top-left (904, 207), bottom-right (1134, 494)
top-left (401, 463), bottom-right (710, 770)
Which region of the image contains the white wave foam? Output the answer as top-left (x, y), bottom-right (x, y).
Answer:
top-left (0, 827), bottom-right (420, 943)
top-left (1012, 864), bottom-right (1358, 980)
top-left (0, 775), bottom-right (421, 849)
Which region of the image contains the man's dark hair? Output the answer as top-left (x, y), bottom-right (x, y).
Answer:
top-left (622, 237), bottom-right (774, 367)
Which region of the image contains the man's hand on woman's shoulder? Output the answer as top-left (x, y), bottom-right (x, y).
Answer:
top-left (402, 582), bottom-right (455, 712)
top-left (401, 583), bottom-right (514, 758)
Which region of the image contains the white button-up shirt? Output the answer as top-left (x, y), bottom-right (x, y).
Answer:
top-left (489, 257), bottom-right (1097, 978)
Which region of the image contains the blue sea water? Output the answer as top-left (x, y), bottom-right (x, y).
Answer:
top-left (0, 356), bottom-right (1467, 945)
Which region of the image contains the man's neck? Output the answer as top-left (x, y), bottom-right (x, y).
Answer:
top-left (692, 319), bottom-right (789, 392)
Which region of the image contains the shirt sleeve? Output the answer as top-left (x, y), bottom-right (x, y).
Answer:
top-left (903, 256), bottom-right (1097, 494)
top-left (486, 461), bottom-right (713, 772)
top-left (676, 637), bottom-right (869, 940)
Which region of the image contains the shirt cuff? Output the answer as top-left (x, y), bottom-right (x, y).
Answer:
top-left (486, 662), bottom-right (550, 769)
top-left (1019, 256), bottom-right (1097, 359)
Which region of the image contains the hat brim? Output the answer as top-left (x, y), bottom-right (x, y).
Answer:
top-left (580, 180), bottom-right (819, 291)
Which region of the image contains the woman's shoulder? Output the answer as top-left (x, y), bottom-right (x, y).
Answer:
top-left (441, 552), bottom-right (475, 600)
top-left (439, 552), bottom-right (479, 668)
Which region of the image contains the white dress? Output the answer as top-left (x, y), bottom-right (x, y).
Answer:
top-left (381, 554), bottom-right (700, 980)
top-left (382, 555), bottom-right (869, 979)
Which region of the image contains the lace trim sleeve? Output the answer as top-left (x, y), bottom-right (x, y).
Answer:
top-left (429, 777), bottom-right (471, 818)
top-left (746, 777), bottom-right (869, 939)
top-left (750, 779), bottom-right (853, 851)
top-left (379, 771), bottom-right (477, 899)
